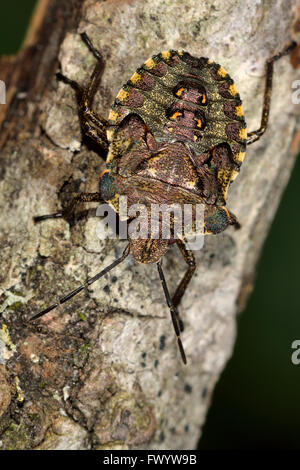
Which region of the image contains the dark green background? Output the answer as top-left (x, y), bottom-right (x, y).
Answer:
top-left (1, 1), bottom-right (300, 450)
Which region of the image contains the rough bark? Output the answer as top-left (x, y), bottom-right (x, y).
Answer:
top-left (0, 0), bottom-right (300, 450)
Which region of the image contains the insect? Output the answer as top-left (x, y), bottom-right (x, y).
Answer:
top-left (31, 33), bottom-right (296, 364)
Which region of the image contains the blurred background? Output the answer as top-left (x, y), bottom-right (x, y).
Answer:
top-left (1, 0), bottom-right (300, 450)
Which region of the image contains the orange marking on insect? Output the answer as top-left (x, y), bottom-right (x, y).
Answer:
top-left (144, 57), bottom-right (156, 69)
top-left (108, 109), bottom-right (119, 122)
top-left (236, 151), bottom-right (245, 163)
top-left (201, 94), bottom-right (207, 104)
top-left (106, 129), bottom-right (114, 142)
top-left (222, 206), bottom-right (231, 219)
top-left (161, 51), bottom-right (171, 60)
top-left (130, 71), bottom-right (142, 84)
top-left (108, 194), bottom-right (122, 216)
top-left (217, 168), bottom-right (226, 182)
top-left (176, 87), bottom-right (185, 96)
top-left (170, 111), bottom-right (182, 120)
top-left (230, 170), bottom-right (240, 181)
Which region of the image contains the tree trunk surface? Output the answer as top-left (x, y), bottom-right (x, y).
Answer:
top-left (0, 0), bottom-right (300, 450)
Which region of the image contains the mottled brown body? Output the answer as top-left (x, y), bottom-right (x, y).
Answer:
top-left (33, 34), bottom-right (296, 363)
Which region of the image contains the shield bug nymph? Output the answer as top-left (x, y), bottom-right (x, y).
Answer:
top-left (32, 33), bottom-right (297, 364)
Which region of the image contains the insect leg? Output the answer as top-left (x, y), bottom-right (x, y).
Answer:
top-left (34, 192), bottom-right (103, 222)
top-left (157, 260), bottom-right (187, 364)
top-left (56, 32), bottom-right (109, 151)
top-left (81, 121), bottom-right (109, 151)
top-left (78, 33), bottom-right (108, 149)
top-left (247, 41), bottom-right (296, 145)
top-left (29, 244), bottom-right (130, 321)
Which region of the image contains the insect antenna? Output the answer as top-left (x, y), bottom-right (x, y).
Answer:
top-left (157, 260), bottom-right (187, 365)
top-left (29, 244), bottom-right (130, 322)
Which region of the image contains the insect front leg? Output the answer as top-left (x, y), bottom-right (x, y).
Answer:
top-left (247, 41), bottom-right (296, 145)
top-left (34, 192), bottom-right (103, 222)
top-left (172, 239), bottom-right (196, 312)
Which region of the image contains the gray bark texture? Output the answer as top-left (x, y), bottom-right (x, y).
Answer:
top-left (0, 0), bottom-right (300, 450)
